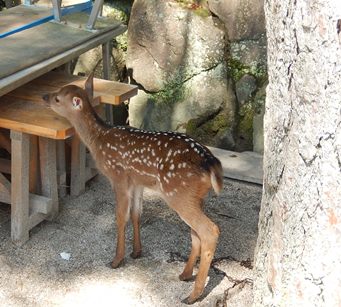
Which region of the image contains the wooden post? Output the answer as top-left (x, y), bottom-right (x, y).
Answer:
top-left (39, 137), bottom-right (59, 220)
top-left (102, 41), bottom-right (113, 124)
top-left (29, 135), bottom-right (39, 194)
top-left (10, 131), bottom-right (30, 244)
top-left (56, 140), bottom-right (67, 198)
top-left (70, 134), bottom-right (86, 196)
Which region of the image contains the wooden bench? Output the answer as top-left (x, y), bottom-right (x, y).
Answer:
top-left (0, 71), bottom-right (138, 244)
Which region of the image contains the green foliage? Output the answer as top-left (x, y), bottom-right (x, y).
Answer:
top-left (104, 0), bottom-right (133, 24)
top-left (0, 0), bottom-right (5, 11)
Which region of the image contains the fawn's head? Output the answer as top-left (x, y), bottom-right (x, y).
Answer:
top-left (42, 72), bottom-right (94, 121)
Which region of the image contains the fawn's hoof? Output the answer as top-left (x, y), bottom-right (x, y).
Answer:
top-left (130, 250), bottom-right (142, 259)
top-left (181, 295), bottom-right (197, 305)
top-left (110, 258), bottom-right (124, 269)
top-left (179, 272), bottom-right (195, 282)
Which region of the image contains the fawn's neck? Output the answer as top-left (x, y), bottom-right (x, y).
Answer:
top-left (73, 108), bottom-right (109, 151)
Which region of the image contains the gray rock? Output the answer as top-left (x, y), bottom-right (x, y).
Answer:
top-left (127, 0), bottom-right (226, 92)
top-left (127, 0), bottom-right (237, 148)
top-left (253, 104), bottom-right (265, 154)
top-left (235, 74), bottom-right (258, 105)
top-left (230, 35), bottom-right (267, 75)
top-left (208, 0), bottom-right (265, 41)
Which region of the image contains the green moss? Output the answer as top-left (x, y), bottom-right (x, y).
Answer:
top-left (235, 102), bottom-right (255, 150)
top-left (174, 0), bottom-right (210, 17)
top-left (148, 79), bottom-right (187, 107)
top-left (227, 57), bottom-right (267, 83)
top-left (186, 110), bottom-right (232, 145)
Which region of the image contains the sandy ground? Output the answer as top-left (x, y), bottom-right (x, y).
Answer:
top-left (0, 175), bottom-right (262, 307)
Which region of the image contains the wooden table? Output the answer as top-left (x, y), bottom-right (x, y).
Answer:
top-left (0, 5), bottom-right (135, 244)
top-left (0, 72), bottom-right (137, 244)
top-left (0, 5), bottom-right (126, 96)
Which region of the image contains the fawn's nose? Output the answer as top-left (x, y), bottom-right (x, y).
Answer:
top-left (42, 94), bottom-right (49, 102)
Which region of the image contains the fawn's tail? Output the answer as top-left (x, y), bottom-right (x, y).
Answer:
top-left (209, 158), bottom-right (223, 194)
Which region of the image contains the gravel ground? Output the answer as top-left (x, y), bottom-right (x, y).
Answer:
top-left (0, 175), bottom-right (262, 307)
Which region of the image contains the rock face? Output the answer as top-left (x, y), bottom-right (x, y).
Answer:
top-left (208, 0), bottom-right (265, 41)
top-left (125, 0), bottom-right (266, 152)
top-left (127, 0), bottom-right (236, 149)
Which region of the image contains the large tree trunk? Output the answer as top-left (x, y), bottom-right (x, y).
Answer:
top-left (254, 1), bottom-right (341, 306)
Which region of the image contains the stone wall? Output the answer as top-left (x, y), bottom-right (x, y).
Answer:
top-left (126, 0), bottom-right (267, 152)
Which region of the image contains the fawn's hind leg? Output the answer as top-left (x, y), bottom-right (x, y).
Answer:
top-left (130, 186), bottom-right (143, 259)
top-left (169, 197), bottom-right (220, 304)
top-left (179, 229), bottom-right (201, 281)
top-left (111, 179), bottom-right (131, 268)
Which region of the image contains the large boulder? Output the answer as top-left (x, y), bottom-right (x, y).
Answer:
top-left (127, 0), bottom-right (236, 149)
top-left (208, 0), bottom-right (265, 41)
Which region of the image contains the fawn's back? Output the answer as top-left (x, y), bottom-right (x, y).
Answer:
top-left (92, 125), bottom-right (223, 199)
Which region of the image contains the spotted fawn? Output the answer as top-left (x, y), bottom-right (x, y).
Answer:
top-left (42, 73), bottom-right (223, 304)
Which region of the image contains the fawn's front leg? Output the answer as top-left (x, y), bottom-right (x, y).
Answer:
top-left (130, 186), bottom-right (144, 259)
top-left (111, 180), bottom-right (131, 269)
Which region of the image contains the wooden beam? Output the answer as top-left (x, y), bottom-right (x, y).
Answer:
top-left (57, 140), bottom-right (67, 198)
top-left (70, 134), bottom-right (86, 196)
top-left (0, 173), bottom-right (11, 203)
top-left (0, 130), bottom-right (11, 153)
top-left (10, 131), bottom-right (30, 244)
top-left (29, 194), bottom-right (52, 215)
top-left (0, 25), bottom-right (127, 97)
top-left (39, 137), bottom-right (59, 219)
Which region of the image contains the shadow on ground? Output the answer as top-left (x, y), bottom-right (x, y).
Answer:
top-left (0, 176), bottom-right (262, 307)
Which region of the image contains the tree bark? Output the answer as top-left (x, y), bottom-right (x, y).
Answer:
top-left (254, 1), bottom-right (341, 306)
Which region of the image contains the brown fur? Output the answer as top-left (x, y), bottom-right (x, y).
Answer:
top-left (42, 73), bottom-right (223, 304)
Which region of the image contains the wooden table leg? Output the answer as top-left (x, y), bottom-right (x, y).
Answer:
top-left (39, 137), bottom-right (59, 220)
top-left (10, 131), bottom-right (30, 244)
top-left (57, 140), bottom-right (67, 198)
top-left (70, 134), bottom-right (86, 197)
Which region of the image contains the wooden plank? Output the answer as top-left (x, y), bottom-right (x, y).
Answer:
top-left (0, 173), bottom-right (11, 203)
top-left (0, 96), bottom-right (74, 139)
top-left (0, 158), bottom-right (11, 174)
top-left (30, 194), bottom-right (52, 215)
top-left (0, 130), bottom-right (11, 153)
top-left (70, 134), bottom-right (86, 196)
top-left (102, 41), bottom-right (114, 123)
top-left (0, 21), bottom-right (93, 80)
top-left (208, 147), bottom-right (263, 185)
top-left (0, 12), bottom-right (122, 80)
top-left (10, 131), bottom-right (30, 244)
top-left (11, 72), bottom-right (138, 105)
top-left (0, 5), bottom-right (51, 34)
top-left (29, 212), bottom-right (47, 230)
top-left (0, 187), bottom-right (10, 204)
top-left (0, 25), bottom-right (127, 97)
top-left (0, 172), bottom-right (11, 191)
top-left (29, 135), bottom-right (39, 193)
top-left (39, 137), bottom-right (59, 219)
top-left (57, 140), bottom-right (67, 198)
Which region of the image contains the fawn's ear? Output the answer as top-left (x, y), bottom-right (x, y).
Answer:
top-left (85, 71), bottom-right (94, 101)
top-left (72, 96), bottom-right (83, 110)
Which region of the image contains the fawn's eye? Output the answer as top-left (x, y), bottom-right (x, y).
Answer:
top-left (55, 97), bottom-right (60, 103)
